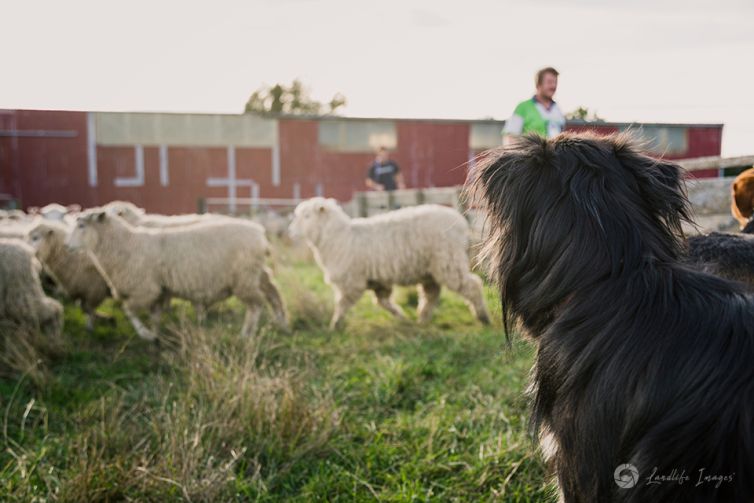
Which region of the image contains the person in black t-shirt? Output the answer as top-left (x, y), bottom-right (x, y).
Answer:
top-left (365, 147), bottom-right (405, 192)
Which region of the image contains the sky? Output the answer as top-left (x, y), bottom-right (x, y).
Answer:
top-left (2, 0), bottom-right (753, 156)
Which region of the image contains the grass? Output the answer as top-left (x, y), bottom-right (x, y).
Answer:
top-left (0, 242), bottom-right (556, 502)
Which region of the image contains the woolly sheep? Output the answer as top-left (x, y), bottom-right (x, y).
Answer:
top-left (0, 217), bottom-right (40, 240)
top-left (2, 209), bottom-right (28, 221)
top-left (253, 210), bottom-right (292, 239)
top-left (289, 197), bottom-right (491, 329)
top-left (36, 203), bottom-right (81, 223)
top-left (103, 201), bottom-right (221, 228)
top-left (0, 238), bottom-right (63, 336)
top-left (67, 210), bottom-right (288, 340)
top-left (28, 220), bottom-right (110, 330)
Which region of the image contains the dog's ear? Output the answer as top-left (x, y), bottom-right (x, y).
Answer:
top-left (469, 136), bottom-right (549, 222)
top-left (613, 141), bottom-right (692, 234)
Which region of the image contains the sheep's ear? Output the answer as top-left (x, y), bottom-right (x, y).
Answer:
top-left (96, 211), bottom-right (107, 222)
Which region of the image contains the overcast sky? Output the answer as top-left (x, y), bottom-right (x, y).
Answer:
top-left (2, 0), bottom-right (753, 155)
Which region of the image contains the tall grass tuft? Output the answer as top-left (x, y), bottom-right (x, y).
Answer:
top-left (2, 321), bottom-right (337, 501)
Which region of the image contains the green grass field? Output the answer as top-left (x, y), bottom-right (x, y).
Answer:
top-left (0, 243), bottom-right (556, 502)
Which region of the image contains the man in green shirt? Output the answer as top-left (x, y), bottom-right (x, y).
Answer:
top-left (503, 67), bottom-right (565, 145)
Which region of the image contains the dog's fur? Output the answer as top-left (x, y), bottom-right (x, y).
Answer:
top-left (743, 217), bottom-right (754, 234)
top-left (469, 132), bottom-right (754, 502)
top-left (686, 232), bottom-right (754, 290)
top-left (732, 167), bottom-right (754, 228)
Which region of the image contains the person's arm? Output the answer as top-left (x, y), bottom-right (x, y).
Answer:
top-left (395, 172), bottom-right (406, 190)
top-left (365, 178), bottom-right (384, 191)
top-left (502, 103), bottom-right (525, 145)
top-left (366, 164), bottom-right (384, 190)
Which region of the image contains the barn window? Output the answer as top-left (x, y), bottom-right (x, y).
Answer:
top-left (318, 119), bottom-right (397, 152)
top-left (470, 121), bottom-right (505, 150)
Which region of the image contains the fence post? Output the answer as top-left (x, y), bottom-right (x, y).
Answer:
top-left (197, 198), bottom-right (207, 214)
top-left (416, 189), bottom-right (425, 205)
top-left (358, 192), bottom-right (368, 217)
top-left (387, 191), bottom-right (396, 210)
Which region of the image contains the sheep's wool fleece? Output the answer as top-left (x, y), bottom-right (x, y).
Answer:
top-left (299, 200), bottom-right (473, 287)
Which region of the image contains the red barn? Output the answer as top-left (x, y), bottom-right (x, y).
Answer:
top-left (0, 109), bottom-right (723, 213)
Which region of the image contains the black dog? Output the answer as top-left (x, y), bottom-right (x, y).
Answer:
top-left (469, 133), bottom-right (754, 502)
top-left (687, 231), bottom-right (754, 290)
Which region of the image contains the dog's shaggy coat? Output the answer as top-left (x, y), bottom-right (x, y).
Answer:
top-left (687, 231), bottom-right (754, 290)
top-left (469, 133), bottom-right (753, 503)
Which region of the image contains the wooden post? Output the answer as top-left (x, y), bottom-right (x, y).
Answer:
top-left (358, 192), bottom-right (368, 217)
top-left (387, 191), bottom-right (396, 210)
top-left (416, 189), bottom-right (425, 205)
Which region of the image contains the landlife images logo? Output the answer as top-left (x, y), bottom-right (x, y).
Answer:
top-left (613, 463), bottom-right (735, 490)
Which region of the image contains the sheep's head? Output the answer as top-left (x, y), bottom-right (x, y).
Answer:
top-left (28, 222), bottom-right (62, 259)
top-left (289, 197), bottom-right (347, 242)
top-left (67, 211), bottom-right (109, 250)
top-left (39, 203), bottom-right (68, 221)
top-left (103, 201), bottom-right (144, 224)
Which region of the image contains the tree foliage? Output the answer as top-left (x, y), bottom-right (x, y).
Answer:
top-left (566, 106), bottom-right (605, 122)
top-left (244, 79), bottom-right (346, 116)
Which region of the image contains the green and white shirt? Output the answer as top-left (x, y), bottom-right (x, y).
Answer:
top-left (503, 96), bottom-right (565, 138)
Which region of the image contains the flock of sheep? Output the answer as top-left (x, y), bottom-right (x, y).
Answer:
top-left (0, 198), bottom-right (489, 342)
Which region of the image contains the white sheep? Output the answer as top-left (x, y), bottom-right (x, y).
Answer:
top-left (34, 203), bottom-right (81, 224)
top-left (2, 209), bottom-right (28, 222)
top-left (67, 210), bottom-right (288, 340)
top-left (289, 197), bottom-right (491, 329)
top-left (0, 216), bottom-right (40, 240)
top-left (28, 220), bottom-right (110, 331)
top-left (103, 201), bottom-right (220, 228)
top-left (0, 238), bottom-right (63, 337)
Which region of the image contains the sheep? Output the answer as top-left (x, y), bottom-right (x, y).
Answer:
top-left (67, 210), bottom-right (288, 340)
top-left (0, 217), bottom-right (40, 240)
top-left (103, 201), bottom-right (222, 228)
top-left (2, 209), bottom-right (28, 221)
top-left (35, 203), bottom-right (81, 223)
top-left (288, 197), bottom-right (491, 329)
top-left (253, 209), bottom-right (292, 239)
top-left (0, 238), bottom-right (63, 337)
top-left (28, 220), bottom-right (110, 330)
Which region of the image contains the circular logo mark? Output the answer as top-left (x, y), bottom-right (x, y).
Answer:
top-left (614, 463), bottom-right (639, 489)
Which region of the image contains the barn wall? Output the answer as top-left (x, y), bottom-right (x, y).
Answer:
top-left (0, 109), bottom-right (725, 213)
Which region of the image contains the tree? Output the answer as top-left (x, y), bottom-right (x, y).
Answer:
top-left (244, 79), bottom-right (346, 116)
top-left (566, 107), bottom-right (605, 122)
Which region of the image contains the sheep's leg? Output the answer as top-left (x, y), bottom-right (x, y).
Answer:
top-left (122, 305), bottom-right (157, 341)
top-left (417, 278), bottom-right (442, 323)
top-left (371, 284), bottom-right (406, 319)
top-left (84, 306), bottom-right (95, 332)
top-left (241, 303), bottom-right (262, 337)
top-left (259, 267), bottom-right (289, 331)
top-left (195, 304), bottom-right (207, 325)
top-left (150, 303), bottom-right (165, 331)
top-left (450, 273), bottom-right (491, 324)
top-left (329, 289), bottom-right (361, 330)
